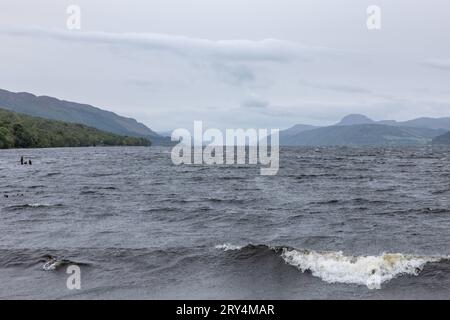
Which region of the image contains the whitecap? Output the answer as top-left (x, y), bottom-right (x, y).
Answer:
top-left (215, 243), bottom-right (243, 251)
top-left (281, 248), bottom-right (443, 289)
top-left (42, 259), bottom-right (62, 271)
top-left (28, 203), bottom-right (50, 208)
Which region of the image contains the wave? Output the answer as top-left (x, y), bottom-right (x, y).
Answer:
top-left (0, 249), bottom-right (90, 271)
top-left (44, 172), bottom-right (61, 177)
top-left (3, 203), bottom-right (63, 211)
top-left (42, 257), bottom-right (82, 271)
top-left (280, 249), bottom-right (443, 290)
top-left (215, 244), bottom-right (448, 289)
top-left (215, 243), bottom-right (243, 251)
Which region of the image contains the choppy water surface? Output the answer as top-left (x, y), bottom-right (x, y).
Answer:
top-left (1, 146), bottom-right (450, 299)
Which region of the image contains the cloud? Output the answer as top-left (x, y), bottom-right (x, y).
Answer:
top-left (422, 59), bottom-right (450, 71)
top-left (298, 79), bottom-right (372, 94)
top-left (0, 26), bottom-right (325, 63)
top-left (211, 62), bottom-right (255, 86)
top-left (240, 97), bottom-right (269, 109)
top-left (125, 79), bottom-right (163, 91)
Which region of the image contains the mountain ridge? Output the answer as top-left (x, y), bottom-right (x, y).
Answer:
top-left (0, 88), bottom-right (172, 145)
top-left (279, 114), bottom-right (450, 146)
top-left (432, 131), bottom-right (450, 144)
top-left (281, 123), bottom-right (445, 146)
top-left (335, 114), bottom-right (375, 126)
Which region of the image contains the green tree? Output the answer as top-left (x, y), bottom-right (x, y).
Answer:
top-left (0, 127), bottom-right (14, 149)
top-left (13, 123), bottom-right (37, 148)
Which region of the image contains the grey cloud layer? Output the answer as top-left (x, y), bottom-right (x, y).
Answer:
top-left (298, 80), bottom-right (372, 94)
top-left (0, 26), bottom-right (327, 62)
top-left (422, 59), bottom-right (450, 71)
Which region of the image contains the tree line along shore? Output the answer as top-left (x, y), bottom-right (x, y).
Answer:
top-left (0, 108), bottom-right (151, 149)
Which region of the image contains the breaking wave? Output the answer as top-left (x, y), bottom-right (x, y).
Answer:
top-left (42, 256), bottom-right (89, 271)
top-left (214, 243), bottom-right (243, 251)
top-left (215, 244), bottom-right (448, 289)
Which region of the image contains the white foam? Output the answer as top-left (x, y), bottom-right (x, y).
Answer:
top-left (29, 203), bottom-right (46, 207)
top-left (281, 248), bottom-right (443, 289)
top-left (42, 259), bottom-right (61, 271)
top-left (215, 243), bottom-right (243, 251)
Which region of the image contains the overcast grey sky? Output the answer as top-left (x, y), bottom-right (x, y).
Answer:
top-left (0, 0), bottom-right (449, 131)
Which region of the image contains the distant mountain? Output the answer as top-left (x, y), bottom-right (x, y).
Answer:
top-left (279, 113), bottom-right (450, 146)
top-left (0, 88), bottom-right (172, 145)
top-left (395, 117), bottom-right (450, 131)
top-left (378, 117), bottom-right (450, 131)
top-left (336, 114), bottom-right (375, 126)
top-left (281, 124), bottom-right (445, 146)
top-left (279, 124), bottom-right (319, 140)
top-left (0, 108), bottom-right (151, 149)
top-left (157, 130), bottom-right (173, 137)
top-left (432, 131), bottom-right (450, 144)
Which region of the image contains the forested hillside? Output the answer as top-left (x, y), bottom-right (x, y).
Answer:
top-left (0, 108), bottom-right (151, 149)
